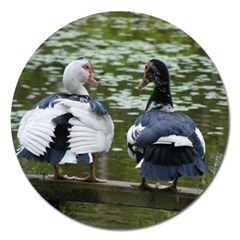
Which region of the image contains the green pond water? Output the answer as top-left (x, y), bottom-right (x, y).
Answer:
top-left (11, 12), bottom-right (228, 230)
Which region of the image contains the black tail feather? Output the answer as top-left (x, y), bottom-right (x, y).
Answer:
top-left (141, 145), bottom-right (209, 181)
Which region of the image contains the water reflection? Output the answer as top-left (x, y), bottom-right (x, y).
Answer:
top-left (11, 12), bottom-right (228, 229)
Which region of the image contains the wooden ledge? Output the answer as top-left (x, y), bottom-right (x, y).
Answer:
top-left (27, 174), bottom-right (203, 211)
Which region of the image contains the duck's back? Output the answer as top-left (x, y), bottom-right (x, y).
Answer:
top-left (127, 109), bottom-right (209, 181)
top-left (32, 93), bottom-right (108, 115)
top-left (17, 93), bottom-right (114, 164)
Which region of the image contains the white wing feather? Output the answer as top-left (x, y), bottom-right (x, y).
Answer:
top-left (17, 105), bottom-right (65, 156)
top-left (59, 99), bottom-right (114, 154)
top-left (18, 98), bottom-right (114, 157)
top-left (195, 127), bottom-right (206, 155)
top-left (153, 135), bottom-right (193, 147)
top-left (127, 123), bottom-right (145, 145)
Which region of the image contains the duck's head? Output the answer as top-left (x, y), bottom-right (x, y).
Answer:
top-left (63, 57), bottom-right (98, 94)
top-left (138, 59), bottom-right (170, 92)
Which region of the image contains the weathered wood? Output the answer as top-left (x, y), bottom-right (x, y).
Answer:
top-left (27, 174), bottom-right (203, 211)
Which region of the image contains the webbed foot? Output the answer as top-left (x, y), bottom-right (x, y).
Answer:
top-left (131, 178), bottom-right (178, 191)
top-left (77, 175), bottom-right (107, 183)
top-left (48, 173), bottom-right (80, 181)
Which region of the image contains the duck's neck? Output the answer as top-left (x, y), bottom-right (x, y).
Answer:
top-left (76, 84), bottom-right (89, 95)
top-left (145, 85), bottom-right (173, 111)
top-left (65, 81), bottom-right (89, 95)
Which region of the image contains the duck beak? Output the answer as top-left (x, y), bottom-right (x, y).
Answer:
top-left (83, 63), bottom-right (98, 86)
top-left (87, 73), bottom-right (98, 86)
top-left (138, 77), bottom-right (149, 89)
top-left (138, 63), bottom-right (151, 89)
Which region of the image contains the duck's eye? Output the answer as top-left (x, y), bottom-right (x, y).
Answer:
top-left (145, 64), bottom-right (151, 72)
top-left (83, 64), bottom-right (90, 71)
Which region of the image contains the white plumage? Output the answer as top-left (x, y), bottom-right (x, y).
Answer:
top-left (17, 58), bottom-right (114, 182)
top-left (127, 123), bottom-right (145, 145)
top-left (58, 98), bottom-right (114, 154)
top-left (17, 106), bottom-right (62, 156)
top-left (153, 135), bottom-right (193, 147)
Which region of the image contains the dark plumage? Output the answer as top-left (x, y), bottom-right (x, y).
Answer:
top-left (127, 59), bottom-right (209, 189)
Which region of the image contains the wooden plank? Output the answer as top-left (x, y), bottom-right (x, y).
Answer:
top-left (27, 174), bottom-right (203, 211)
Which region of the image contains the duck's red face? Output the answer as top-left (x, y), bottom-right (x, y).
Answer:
top-left (82, 63), bottom-right (98, 86)
top-left (138, 63), bottom-right (151, 89)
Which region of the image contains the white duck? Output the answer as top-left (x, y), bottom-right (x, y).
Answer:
top-left (17, 57), bottom-right (114, 182)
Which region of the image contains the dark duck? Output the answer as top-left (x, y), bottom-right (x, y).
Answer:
top-left (127, 59), bottom-right (209, 190)
top-left (17, 58), bottom-right (114, 182)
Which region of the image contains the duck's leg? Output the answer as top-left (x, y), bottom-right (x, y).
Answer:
top-left (131, 177), bottom-right (156, 190)
top-left (79, 155), bottom-right (107, 183)
top-left (156, 178), bottom-right (178, 191)
top-left (131, 177), bottom-right (178, 191)
top-left (170, 178), bottom-right (178, 190)
top-left (48, 164), bottom-right (78, 180)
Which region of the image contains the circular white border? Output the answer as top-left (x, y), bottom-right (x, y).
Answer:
top-left (1, 0), bottom-right (239, 239)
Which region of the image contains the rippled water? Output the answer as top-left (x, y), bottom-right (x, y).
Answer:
top-left (11, 12), bottom-right (228, 229)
